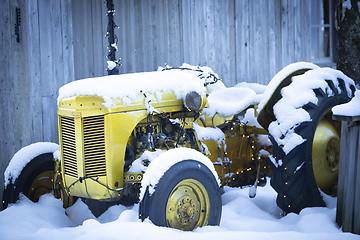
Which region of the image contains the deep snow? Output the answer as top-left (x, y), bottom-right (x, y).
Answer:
top-left (0, 179), bottom-right (358, 240)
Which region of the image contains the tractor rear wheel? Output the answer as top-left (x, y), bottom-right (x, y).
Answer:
top-left (269, 76), bottom-right (355, 214)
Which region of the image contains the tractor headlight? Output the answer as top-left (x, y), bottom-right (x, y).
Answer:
top-left (184, 91), bottom-right (206, 111)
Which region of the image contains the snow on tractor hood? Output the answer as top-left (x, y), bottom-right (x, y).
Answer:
top-left (57, 64), bottom-right (219, 109)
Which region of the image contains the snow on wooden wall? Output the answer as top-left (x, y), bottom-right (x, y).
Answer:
top-left (0, 0), bottom-right (312, 207)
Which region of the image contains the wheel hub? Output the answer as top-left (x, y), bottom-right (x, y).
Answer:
top-left (176, 196), bottom-right (198, 224)
top-left (325, 138), bottom-right (340, 171)
top-left (312, 120), bottom-right (340, 196)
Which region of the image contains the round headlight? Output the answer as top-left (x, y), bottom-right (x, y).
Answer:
top-left (185, 91), bottom-right (204, 111)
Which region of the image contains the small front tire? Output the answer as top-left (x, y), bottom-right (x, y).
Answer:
top-left (140, 160), bottom-right (222, 231)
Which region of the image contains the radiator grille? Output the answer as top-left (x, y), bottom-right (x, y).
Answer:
top-left (83, 115), bottom-right (106, 177)
top-left (60, 116), bottom-right (78, 178)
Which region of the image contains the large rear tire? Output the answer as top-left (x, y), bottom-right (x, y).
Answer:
top-left (269, 77), bottom-right (355, 214)
top-left (140, 160), bottom-right (222, 231)
top-left (3, 153), bottom-right (74, 209)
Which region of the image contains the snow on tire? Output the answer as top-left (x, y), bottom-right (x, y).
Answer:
top-left (139, 160), bottom-right (222, 231)
top-left (267, 68), bottom-right (356, 214)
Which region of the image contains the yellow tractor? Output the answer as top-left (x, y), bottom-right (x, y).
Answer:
top-left (2, 63), bottom-right (356, 231)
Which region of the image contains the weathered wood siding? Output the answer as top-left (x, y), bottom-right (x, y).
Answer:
top-left (0, 0), bottom-right (74, 205)
top-left (0, 0), bottom-right (313, 207)
top-left (73, 0), bottom-right (312, 86)
top-left (337, 121), bottom-right (360, 234)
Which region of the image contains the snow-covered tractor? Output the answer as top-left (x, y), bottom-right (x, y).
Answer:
top-left (2, 62), bottom-right (356, 231)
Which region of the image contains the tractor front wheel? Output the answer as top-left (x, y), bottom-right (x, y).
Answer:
top-left (140, 160), bottom-right (222, 231)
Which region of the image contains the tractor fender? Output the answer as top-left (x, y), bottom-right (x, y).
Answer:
top-left (4, 142), bottom-right (59, 187)
top-left (257, 62), bottom-right (320, 131)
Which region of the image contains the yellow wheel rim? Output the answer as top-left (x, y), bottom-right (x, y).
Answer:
top-left (166, 179), bottom-right (210, 231)
top-left (312, 119), bottom-right (340, 196)
top-left (27, 169), bottom-right (74, 208)
top-left (27, 170), bottom-right (54, 202)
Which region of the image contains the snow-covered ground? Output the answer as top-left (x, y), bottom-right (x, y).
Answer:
top-left (0, 180), bottom-right (358, 240)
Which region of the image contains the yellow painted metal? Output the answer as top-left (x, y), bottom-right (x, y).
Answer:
top-left (58, 90), bottom-right (188, 200)
top-left (27, 170), bottom-right (54, 202)
top-left (27, 165), bottom-right (75, 208)
top-left (58, 91), bottom-right (185, 118)
top-left (312, 120), bottom-right (340, 196)
top-left (197, 121), bottom-right (267, 185)
top-left (166, 179), bottom-right (210, 231)
top-left (201, 113), bottom-right (233, 127)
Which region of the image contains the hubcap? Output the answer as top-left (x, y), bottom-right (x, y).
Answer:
top-left (28, 170), bottom-right (54, 202)
top-left (166, 179), bottom-right (210, 231)
top-left (312, 120), bottom-right (340, 196)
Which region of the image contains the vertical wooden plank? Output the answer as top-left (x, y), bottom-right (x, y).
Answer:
top-left (168, 0), bottom-right (181, 68)
top-left (133, 0), bottom-right (144, 72)
top-left (91, 0), bottom-right (105, 77)
top-left (178, 0), bottom-right (184, 66)
top-left (50, 0), bottom-right (64, 91)
top-left (72, 0), bottom-right (91, 79)
top-left (214, 0), bottom-right (230, 86)
top-left (101, 1), bottom-right (108, 76)
top-left (0, 0), bottom-right (12, 203)
top-left (261, 0), bottom-right (270, 84)
top-left (125, 0), bottom-right (133, 72)
top-left (0, 101), bottom-right (17, 208)
top-left (181, 0), bottom-right (190, 64)
top-left (60, 0), bottom-right (75, 85)
top-left (161, 0), bottom-right (170, 66)
top-left (12, 0), bottom-right (31, 138)
top-left (0, 0), bottom-right (13, 102)
top-left (342, 124), bottom-right (357, 232)
top-left (38, 0), bottom-right (53, 94)
top-left (27, 0), bottom-right (43, 142)
top-left (354, 127), bottom-right (360, 234)
top-left (268, 0), bottom-right (281, 81)
top-left (249, 0), bottom-right (262, 83)
top-left (228, 0), bottom-right (236, 86)
top-left (235, 0), bottom-right (250, 83)
top-left (141, 0), bottom-right (151, 71)
top-left (148, 0), bottom-right (157, 70)
top-left (299, 0), bottom-right (310, 61)
top-left (203, 0), bottom-right (214, 67)
top-left (117, 0), bottom-right (127, 74)
top-left (189, 0), bottom-right (199, 65)
top-left (337, 121), bottom-right (350, 227)
top-left (293, 0), bottom-right (301, 62)
top-left (38, 0), bottom-right (60, 142)
top-left (280, 0), bottom-right (288, 67)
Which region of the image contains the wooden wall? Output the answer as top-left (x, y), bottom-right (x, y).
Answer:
top-left (0, 0), bottom-right (74, 206)
top-left (73, 0), bottom-right (312, 86)
top-left (0, 0), bottom-right (313, 207)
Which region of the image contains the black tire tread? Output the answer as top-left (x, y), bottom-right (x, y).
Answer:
top-left (269, 77), bottom-right (354, 214)
top-left (139, 160), bottom-right (222, 229)
top-left (3, 153), bottom-right (54, 209)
